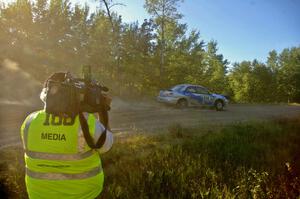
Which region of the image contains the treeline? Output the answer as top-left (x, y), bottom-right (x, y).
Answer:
top-left (229, 49), bottom-right (300, 103)
top-left (0, 0), bottom-right (299, 102)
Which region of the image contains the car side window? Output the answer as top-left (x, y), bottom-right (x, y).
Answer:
top-left (186, 86), bottom-right (197, 93)
top-left (196, 87), bottom-right (209, 94)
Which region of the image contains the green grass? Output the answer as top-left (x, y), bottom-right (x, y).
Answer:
top-left (0, 147), bottom-right (26, 199)
top-left (1, 117), bottom-right (300, 198)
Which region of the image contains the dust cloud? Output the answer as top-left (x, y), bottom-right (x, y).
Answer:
top-left (0, 59), bottom-right (42, 106)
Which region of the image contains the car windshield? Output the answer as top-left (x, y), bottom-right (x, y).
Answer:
top-left (170, 85), bottom-right (185, 92)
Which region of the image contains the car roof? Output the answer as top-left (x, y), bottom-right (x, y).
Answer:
top-left (174, 84), bottom-right (206, 88)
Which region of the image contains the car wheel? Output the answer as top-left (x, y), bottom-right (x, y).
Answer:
top-left (177, 99), bottom-right (188, 108)
top-left (215, 100), bottom-right (224, 111)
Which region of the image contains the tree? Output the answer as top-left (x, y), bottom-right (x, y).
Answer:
top-left (229, 61), bottom-right (252, 102)
top-left (68, 4), bottom-right (90, 69)
top-left (204, 40), bottom-right (229, 94)
top-left (0, 0), bottom-right (33, 56)
top-left (267, 50), bottom-right (279, 73)
top-left (266, 50), bottom-right (280, 101)
top-left (144, 0), bottom-right (183, 88)
top-left (98, 0), bottom-right (125, 94)
top-left (166, 30), bottom-right (205, 87)
top-left (250, 60), bottom-right (273, 102)
top-left (87, 10), bottom-right (115, 85)
top-left (277, 47), bottom-right (300, 102)
top-left (229, 59), bottom-right (278, 103)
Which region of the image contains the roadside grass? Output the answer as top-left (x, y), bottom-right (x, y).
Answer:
top-left (289, 102), bottom-right (300, 106)
top-left (0, 147), bottom-right (26, 199)
top-left (1, 117), bottom-right (300, 198)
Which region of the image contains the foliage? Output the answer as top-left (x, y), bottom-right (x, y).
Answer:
top-left (0, 0), bottom-right (227, 99)
top-left (0, 0), bottom-right (300, 102)
top-left (229, 48), bottom-right (300, 103)
top-left (144, 0), bottom-right (184, 88)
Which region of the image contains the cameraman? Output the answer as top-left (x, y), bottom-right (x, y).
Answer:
top-left (20, 72), bottom-right (113, 199)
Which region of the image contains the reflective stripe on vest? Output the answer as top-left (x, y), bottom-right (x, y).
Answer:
top-left (25, 150), bottom-right (94, 161)
top-left (26, 166), bottom-right (102, 180)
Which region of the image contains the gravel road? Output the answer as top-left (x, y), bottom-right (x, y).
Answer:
top-left (1, 101), bottom-right (300, 149)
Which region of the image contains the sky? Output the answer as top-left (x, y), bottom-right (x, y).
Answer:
top-left (3, 0), bottom-right (300, 64)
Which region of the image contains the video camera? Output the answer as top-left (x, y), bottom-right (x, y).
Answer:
top-left (44, 65), bottom-right (109, 117)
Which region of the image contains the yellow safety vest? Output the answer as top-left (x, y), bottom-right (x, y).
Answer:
top-left (20, 110), bottom-right (104, 199)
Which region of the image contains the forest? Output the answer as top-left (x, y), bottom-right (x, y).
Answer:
top-left (0, 0), bottom-right (299, 103)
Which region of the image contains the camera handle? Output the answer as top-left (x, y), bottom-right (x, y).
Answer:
top-left (78, 110), bottom-right (108, 149)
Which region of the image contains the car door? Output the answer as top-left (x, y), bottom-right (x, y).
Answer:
top-left (196, 86), bottom-right (214, 105)
top-left (184, 86), bottom-right (204, 106)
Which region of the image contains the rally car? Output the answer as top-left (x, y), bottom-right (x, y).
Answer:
top-left (157, 84), bottom-right (228, 111)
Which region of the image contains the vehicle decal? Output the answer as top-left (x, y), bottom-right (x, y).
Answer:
top-left (204, 95), bottom-right (214, 105)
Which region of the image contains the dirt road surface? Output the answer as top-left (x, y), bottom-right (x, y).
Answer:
top-left (1, 101), bottom-right (300, 149)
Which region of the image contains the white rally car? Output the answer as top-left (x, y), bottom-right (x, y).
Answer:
top-left (157, 84), bottom-right (228, 111)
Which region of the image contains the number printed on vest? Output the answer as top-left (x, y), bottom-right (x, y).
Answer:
top-left (43, 114), bottom-right (76, 126)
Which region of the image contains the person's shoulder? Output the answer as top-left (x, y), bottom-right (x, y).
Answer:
top-left (25, 110), bottom-right (44, 120)
top-left (21, 110), bottom-right (43, 130)
top-left (30, 109), bottom-right (44, 116)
